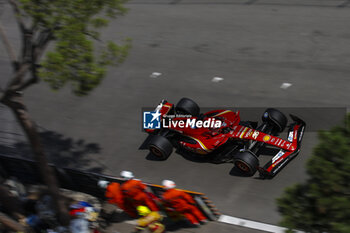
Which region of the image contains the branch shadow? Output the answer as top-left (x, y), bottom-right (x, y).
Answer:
top-left (0, 129), bottom-right (104, 173)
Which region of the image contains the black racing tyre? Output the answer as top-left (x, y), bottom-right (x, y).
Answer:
top-left (148, 135), bottom-right (173, 160)
top-left (175, 98), bottom-right (200, 117)
top-left (233, 151), bottom-right (259, 176)
top-left (262, 108), bottom-right (287, 133)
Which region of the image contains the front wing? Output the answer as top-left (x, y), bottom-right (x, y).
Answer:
top-left (228, 114), bottom-right (305, 178)
top-left (258, 115), bottom-right (306, 178)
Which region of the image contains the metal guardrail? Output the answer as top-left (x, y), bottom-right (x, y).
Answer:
top-left (0, 154), bottom-right (220, 220)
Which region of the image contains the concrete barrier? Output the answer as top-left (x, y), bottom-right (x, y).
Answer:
top-left (0, 154), bottom-right (220, 220)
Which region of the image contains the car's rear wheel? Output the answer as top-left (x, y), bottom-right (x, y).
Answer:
top-left (148, 135), bottom-right (173, 160)
top-left (262, 108), bottom-right (287, 133)
top-left (175, 98), bottom-right (200, 117)
top-left (233, 151), bottom-right (259, 176)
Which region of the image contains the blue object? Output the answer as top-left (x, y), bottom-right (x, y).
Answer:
top-left (78, 201), bottom-right (93, 207)
top-left (70, 201), bottom-right (93, 209)
top-left (26, 215), bottom-right (40, 226)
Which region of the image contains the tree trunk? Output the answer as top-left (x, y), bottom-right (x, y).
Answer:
top-left (1, 93), bottom-right (70, 227)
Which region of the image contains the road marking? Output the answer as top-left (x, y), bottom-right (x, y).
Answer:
top-left (125, 213), bottom-right (304, 232)
top-left (280, 82), bottom-right (292, 89)
top-left (218, 215), bottom-right (304, 233)
top-left (150, 72), bottom-right (162, 78)
top-left (212, 77), bottom-right (224, 83)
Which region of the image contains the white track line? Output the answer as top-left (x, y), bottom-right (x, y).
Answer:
top-left (212, 77), bottom-right (224, 82)
top-left (218, 215), bottom-right (304, 233)
top-left (150, 72), bottom-right (162, 78)
top-left (280, 82), bottom-right (292, 89)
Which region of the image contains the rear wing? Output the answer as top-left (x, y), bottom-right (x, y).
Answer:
top-left (259, 114), bottom-right (306, 178)
top-left (144, 100), bottom-right (174, 133)
top-left (0, 154), bottom-right (219, 220)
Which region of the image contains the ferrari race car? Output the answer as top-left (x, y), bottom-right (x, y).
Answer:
top-left (142, 98), bottom-right (305, 178)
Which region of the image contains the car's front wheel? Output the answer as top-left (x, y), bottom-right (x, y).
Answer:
top-left (148, 135), bottom-right (173, 160)
top-left (233, 151), bottom-right (259, 176)
top-left (262, 108), bottom-right (287, 133)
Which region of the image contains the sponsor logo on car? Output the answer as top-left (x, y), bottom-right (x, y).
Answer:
top-left (278, 139), bottom-right (283, 146)
top-left (245, 129), bottom-right (253, 138)
top-left (272, 150), bottom-right (285, 163)
top-left (252, 131), bottom-right (259, 139)
top-left (281, 141), bottom-right (286, 147)
top-left (263, 135), bottom-right (271, 142)
top-left (288, 131), bottom-right (293, 142)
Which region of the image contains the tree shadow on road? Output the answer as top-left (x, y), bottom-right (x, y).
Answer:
top-left (0, 129), bottom-right (105, 173)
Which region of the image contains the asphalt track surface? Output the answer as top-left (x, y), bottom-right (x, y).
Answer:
top-left (1, 0), bottom-right (350, 232)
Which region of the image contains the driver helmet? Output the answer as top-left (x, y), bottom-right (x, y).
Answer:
top-left (97, 180), bottom-right (109, 189)
top-left (162, 180), bottom-right (176, 189)
top-left (120, 171), bottom-right (134, 180)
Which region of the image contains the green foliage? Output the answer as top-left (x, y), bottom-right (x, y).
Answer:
top-left (19, 0), bottom-right (130, 95)
top-left (277, 114), bottom-right (350, 233)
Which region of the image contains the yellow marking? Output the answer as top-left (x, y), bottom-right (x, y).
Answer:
top-left (211, 110), bottom-right (232, 117)
top-left (149, 184), bottom-right (204, 195)
top-left (188, 136), bottom-right (211, 152)
top-left (163, 104), bottom-right (172, 114)
top-left (240, 127), bottom-right (248, 138)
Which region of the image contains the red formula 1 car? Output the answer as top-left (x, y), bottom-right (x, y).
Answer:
top-left (142, 98), bottom-right (305, 178)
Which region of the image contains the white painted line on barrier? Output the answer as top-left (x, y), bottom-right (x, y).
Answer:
top-left (212, 77), bottom-right (224, 82)
top-left (218, 215), bottom-right (304, 233)
top-left (218, 215), bottom-right (287, 232)
top-left (280, 82), bottom-right (292, 89)
top-left (125, 212), bottom-right (305, 232)
top-left (150, 72), bottom-right (162, 78)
